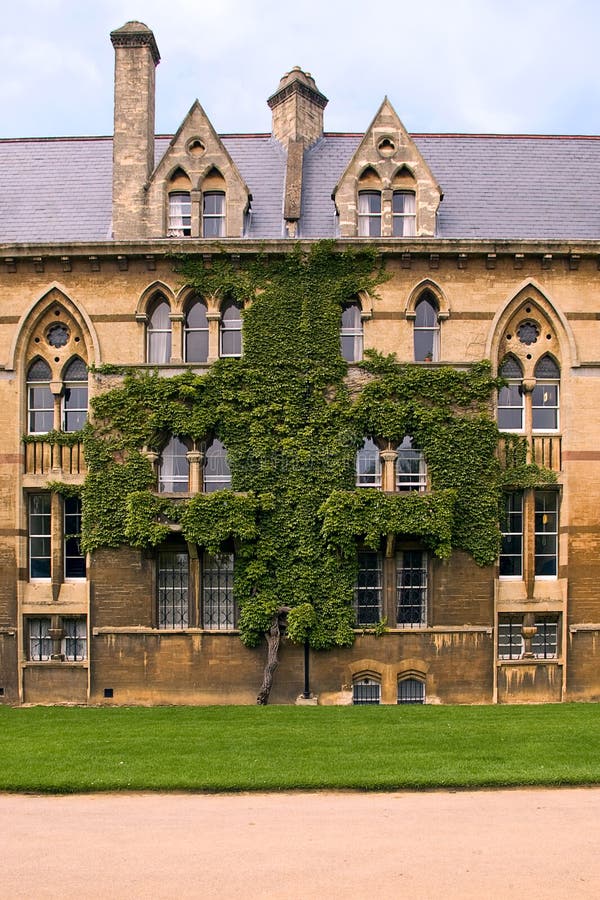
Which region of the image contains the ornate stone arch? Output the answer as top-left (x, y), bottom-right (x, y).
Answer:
top-left (486, 280), bottom-right (578, 372)
top-left (8, 283), bottom-right (99, 372)
top-left (134, 281), bottom-right (177, 322)
top-left (405, 279), bottom-right (450, 321)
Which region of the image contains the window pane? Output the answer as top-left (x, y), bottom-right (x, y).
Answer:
top-left (185, 330), bottom-right (209, 363)
top-left (202, 552), bottom-right (235, 629)
top-left (413, 329), bottom-right (436, 362)
top-left (396, 435), bottom-right (426, 491)
top-left (203, 439), bottom-right (232, 491)
top-left (352, 677), bottom-right (380, 705)
top-left (29, 494), bottom-right (51, 579)
top-left (532, 617), bottom-right (558, 659)
top-left (398, 678), bottom-right (425, 704)
top-left (62, 617), bottom-right (87, 661)
top-left (396, 550), bottom-right (427, 626)
top-left (157, 551), bottom-right (189, 628)
top-left (532, 383), bottom-right (559, 430)
top-left (356, 439), bottom-right (381, 487)
top-left (498, 616), bottom-right (524, 659)
top-left (500, 491), bottom-right (523, 577)
top-left (159, 436), bottom-right (189, 493)
top-left (535, 491), bottom-right (558, 577)
top-left (355, 551), bottom-right (382, 625)
top-left (168, 192), bottom-right (191, 237)
top-left (28, 617), bottom-right (51, 661)
top-left (340, 303), bottom-right (363, 362)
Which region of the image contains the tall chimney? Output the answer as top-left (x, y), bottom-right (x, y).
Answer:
top-left (268, 68), bottom-right (328, 148)
top-left (110, 21), bottom-right (160, 239)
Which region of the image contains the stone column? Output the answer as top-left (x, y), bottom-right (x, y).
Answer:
top-left (170, 314), bottom-right (184, 364)
top-left (207, 312), bottom-right (221, 362)
top-left (187, 451), bottom-right (204, 493)
top-left (380, 448), bottom-right (398, 493)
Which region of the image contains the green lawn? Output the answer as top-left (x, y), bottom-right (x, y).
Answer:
top-left (1, 703), bottom-right (599, 793)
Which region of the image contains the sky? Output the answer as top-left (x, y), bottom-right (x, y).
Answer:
top-left (2, 0), bottom-right (599, 140)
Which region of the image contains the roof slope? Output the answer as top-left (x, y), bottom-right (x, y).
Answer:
top-left (1, 133), bottom-right (600, 243)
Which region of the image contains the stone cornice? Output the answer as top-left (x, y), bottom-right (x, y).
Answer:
top-left (110, 27), bottom-right (160, 65)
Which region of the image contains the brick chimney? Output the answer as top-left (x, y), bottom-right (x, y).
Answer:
top-left (268, 68), bottom-right (328, 148)
top-left (110, 21), bottom-right (160, 239)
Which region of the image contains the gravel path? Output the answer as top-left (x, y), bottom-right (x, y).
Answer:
top-left (2, 788), bottom-right (599, 898)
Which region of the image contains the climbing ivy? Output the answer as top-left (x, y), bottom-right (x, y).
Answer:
top-left (71, 242), bottom-right (554, 652)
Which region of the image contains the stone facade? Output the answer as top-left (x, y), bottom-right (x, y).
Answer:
top-left (0, 21), bottom-right (599, 706)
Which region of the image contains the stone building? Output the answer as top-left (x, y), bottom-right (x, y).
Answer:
top-left (0, 20), bottom-right (599, 706)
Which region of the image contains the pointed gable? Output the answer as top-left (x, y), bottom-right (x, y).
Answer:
top-left (146, 100), bottom-right (251, 238)
top-left (332, 98), bottom-right (442, 238)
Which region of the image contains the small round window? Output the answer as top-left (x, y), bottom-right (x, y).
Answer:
top-left (517, 321), bottom-right (540, 346)
top-left (46, 323), bottom-right (70, 348)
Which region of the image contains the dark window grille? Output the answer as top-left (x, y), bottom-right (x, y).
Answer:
top-left (355, 551), bottom-right (382, 625)
top-left (28, 617), bottom-right (51, 661)
top-left (157, 551), bottom-right (189, 628)
top-left (352, 677), bottom-right (381, 704)
top-left (397, 677), bottom-right (425, 704)
top-left (396, 550), bottom-right (427, 626)
top-left (532, 616), bottom-right (559, 659)
top-left (202, 553), bottom-right (235, 629)
top-left (498, 615), bottom-right (524, 659)
top-left (62, 617), bottom-right (87, 661)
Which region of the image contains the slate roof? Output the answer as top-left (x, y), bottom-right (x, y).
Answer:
top-left (1, 132), bottom-right (600, 244)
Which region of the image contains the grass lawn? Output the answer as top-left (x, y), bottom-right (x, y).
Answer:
top-left (1, 703), bottom-right (599, 793)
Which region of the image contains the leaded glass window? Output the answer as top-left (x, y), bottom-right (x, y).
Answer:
top-left (202, 552), bottom-right (235, 629)
top-left (355, 551), bottom-right (382, 625)
top-left (396, 550), bottom-right (427, 626)
top-left (157, 550), bottom-right (189, 629)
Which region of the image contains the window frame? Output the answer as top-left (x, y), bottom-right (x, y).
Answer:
top-left (146, 298), bottom-right (172, 365)
top-left (64, 495), bottom-right (86, 580)
top-left (201, 551), bottom-right (235, 630)
top-left (392, 190), bottom-right (416, 237)
top-left (355, 438), bottom-right (381, 488)
top-left (413, 296), bottom-right (440, 362)
top-left (158, 436), bottom-right (190, 494)
top-left (355, 550), bottom-right (383, 626)
top-left (352, 676), bottom-right (381, 705)
top-left (184, 299), bottom-right (209, 363)
top-left (62, 357), bottom-right (88, 432)
top-left (27, 359), bottom-right (54, 435)
top-left (157, 548), bottom-right (190, 630)
top-left (203, 439), bottom-right (232, 493)
top-left (202, 191), bottom-right (226, 238)
top-left (499, 491), bottom-right (523, 578)
top-left (167, 191), bottom-right (192, 237)
top-left (27, 617), bottom-right (52, 661)
top-left (534, 490), bottom-right (558, 579)
top-left (397, 677), bottom-right (425, 704)
top-left (357, 190), bottom-right (382, 237)
top-left (340, 302), bottom-right (363, 363)
top-left (219, 300), bottom-right (243, 359)
top-left (29, 493), bottom-right (51, 581)
top-left (396, 436), bottom-right (426, 492)
top-left (396, 549), bottom-right (428, 627)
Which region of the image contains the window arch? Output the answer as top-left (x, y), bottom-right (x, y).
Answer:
top-left (397, 676), bottom-right (425, 704)
top-left (27, 359), bottom-right (53, 434)
top-left (533, 356), bottom-right (560, 431)
top-left (158, 436), bottom-right (190, 493)
top-left (340, 302), bottom-right (363, 362)
top-left (147, 297), bottom-right (172, 364)
top-left (203, 439), bottom-right (232, 492)
top-left (396, 436), bottom-right (426, 491)
top-left (413, 294), bottom-right (440, 362)
top-left (184, 298), bottom-right (209, 363)
top-left (220, 300), bottom-right (242, 358)
top-left (62, 357), bottom-right (88, 432)
top-left (497, 356), bottom-right (524, 431)
top-left (352, 674), bottom-right (381, 705)
top-left (356, 438), bottom-right (381, 487)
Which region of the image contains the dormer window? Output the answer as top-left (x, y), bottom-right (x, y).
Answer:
top-left (357, 191), bottom-right (381, 237)
top-left (203, 192), bottom-right (225, 237)
top-left (168, 191), bottom-right (192, 237)
top-left (392, 191), bottom-right (416, 237)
